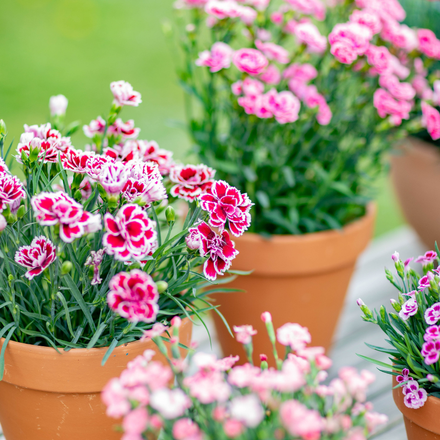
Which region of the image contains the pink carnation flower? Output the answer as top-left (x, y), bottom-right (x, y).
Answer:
top-left (230, 394), bottom-right (264, 428)
top-left (398, 298), bottom-right (418, 321)
top-left (294, 22), bottom-right (327, 53)
top-left (199, 180), bottom-right (252, 236)
top-left (134, 140), bottom-right (174, 176)
top-left (425, 302), bottom-right (440, 325)
top-left (233, 48), bottom-right (269, 76)
top-left (31, 191), bottom-right (101, 243)
top-left (107, 119), bottom-right (140, 140)
top-left (381, 21), bottom-right (418, 52)
top-left (424, 325), bottom-right (440, 342)
top-left (396, 368), bottom-right (413, 384)
top-left (242, 77), bottom-right (265, 96)
top-left (188, 222), bottom-right (238, 280)
top-left (422, 102), bottom-right (440, 141)
top-left (49, 94), bottom-right (68, 117)
top-left (349, 9), bottom-right (382, 35)
top-left (422, 340), bottom-right (440, 365)
top-left (205, 0), bottom-right (241, 19)
top-left (373, 88), bottom-right (412, 126)
top-left (283, 63), bottom-right (317, 82)
top-left (285, 0), bottom-right (326, 21)
top-left (255, 40), bottom-right (290, 64)
top-left (379, 74), bottom-right (416, 101)
top-left (269, 90), bottom-right (301, 124)
top-left (260, 64), bottom-right (281, 85)
top-left (108, 270), bottom-right (159, 323)
top-left (173, 419), bottom-right (202, 440)
top-left (418, 29), bottom-right (440, 59)
top-left (331, 41), bottom-right (358, 65)
top-left (233, 325), bottom-right (257, 344)
top-left (150, 388), bottom-right (192, 419)
top-left (196, 42), bottom-right (234, 72)
top-left (416, 250), bottom-right (437, 265)
top-left (366, 45), bottom-right (391, 74)
top-left (15, 236), bottom-right (57, 280)
top-left (99, 161), bottom-right (129, 195)
top-left (402, 380), bottom-right (428, 409)
top-left (110, 81), bottom-right (142, 107)
top-left (103, 204), bottom-right (157, 262)
top-left (122, 177), bottom-right (167, 207)
top-left (170, 164), bottom-right (216, 201)
top-left (277, 323), bottom-right (311, 351)
top-left (238, 5), bottom-right (257, 25)
top-left (83, 116), bottom-right (106, 138)
top-left (61, 149), bottom-right (96, 174)
top-left (329, 22), bottom-right (372, 56)
top-left (280, 400), bottom-right (324, 438)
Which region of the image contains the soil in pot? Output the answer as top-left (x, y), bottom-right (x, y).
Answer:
top-left (0, 318), bottom-right (193, 440)
top-left (211, 205), bottom-right (375, 365)
top-left (393, 376), bottom-right (440, 439)
top-left (391, 137), bottom-right (440, 250)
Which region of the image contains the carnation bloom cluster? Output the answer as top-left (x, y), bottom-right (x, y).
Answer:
top-left (0, 81), bottom-right (251, 372)
top-left (175, 0), bottom-right (440, 235)
top-left (359, 249), bottom-right (440, 409)
top-left (103, 312), bottom-right (386, 440)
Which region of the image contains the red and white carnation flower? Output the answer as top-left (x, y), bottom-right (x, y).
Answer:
top-left (170, 164), bottom-right (216, 201)
top-left (111, 81), bottom-right (142, 107)
top-left (15, 236), bottom-right (57, 280)
top-left (103, 204), bottom-right (157, 262)
top-left (200, 180), bottom-right (252, 236)
top-left (0, 173), bottom-right (25, 213)
top-left (187, 222), bottom-right (238, 280)
top-left (107, 269), bottom-right (159, 323)
top-left (31, 191), bottom-right (102, 243)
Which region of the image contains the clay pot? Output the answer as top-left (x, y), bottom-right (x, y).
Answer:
top-left (211, 204), bottom-right (375, 364)
top-left (0, 318), bottom-right (192, 440)
top-left (391, 137), bottom-right (440, 249)
top-left (393, 377), bottom-right (440, 439)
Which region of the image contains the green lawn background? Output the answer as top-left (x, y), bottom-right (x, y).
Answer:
top-left (0, 0), bottom-right (408, 236)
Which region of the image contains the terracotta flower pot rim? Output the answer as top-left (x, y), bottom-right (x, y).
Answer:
top-left (0, 317), bottom-right (192, 393)
top-left (232, 203), bottom-right (376, 276)
top-left (392, 376), bottom-right (440, 435)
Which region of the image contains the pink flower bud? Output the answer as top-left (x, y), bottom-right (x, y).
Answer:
top-left (49, 94), bottom-right (68, 116)
top-left (213, 406), bottom-right (227, 422)
top-left (357, 298), bottom-right (365, 307)
top-left (149, 414), bottom-right (163, 430)
top-left (391, 251), bottom-right (400, 262)
top-left (261, 311), bottom-right (272, 323)
top-left (260, 354), bottom-right (268, 362)
top-left (171, 316), bottom-right (182, 328)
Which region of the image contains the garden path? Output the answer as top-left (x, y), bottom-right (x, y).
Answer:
top-left (0, 226), bottom-right (425, 440)
top-left (191, 225), bottom-right (426, 440)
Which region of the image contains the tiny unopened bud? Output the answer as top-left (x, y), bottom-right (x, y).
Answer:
top-left (390, 298), bottom-right (401, 312)
top-left (428, 374), bottom-right (439, 383)
top-left (356, 298), bottom-right (365, 307)
top-left (8, 274), bottom-right (14, 286)
top-left (61, 261), bottom-right (73, 275)
top-left (260, 354), bottom-right (268, 362)
top-left (357, 298), bottom-right (373, 319)
top-left (391, 251), bottom-right (400, 262)
top-left (16, 205), bottom-right (26, 219)
top-left (156, 281), bottom-right (168, 293)
top-left (380, 305), bottom-right (387, 321)
top-left (186, 23), bottom-right (196, 32)
top-left (169, 336), bottom-right (178, 345)
top-left (261, 311), bottom-right (272, 323)
top-left (385, 269), bottom-right (394, 283)
top-left (165, 206), bottom-right (175, 224)
top-left (190, 341), bottom-right (198, 350)
top-left (49, 94), bottom-right (68, 117)
top-left (171, 316), bottom-right (182, 328)
top-left (0, 214), bottom-right (6, 232)
top-left (0, 120), bottom-right (6, 137)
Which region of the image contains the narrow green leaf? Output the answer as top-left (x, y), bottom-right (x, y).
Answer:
top-left (101, 338), bottom-right (119, 366)
top-left (87, 323), bottom-right (108, 349)
top-left (0, 326), bottom-right (16, 381)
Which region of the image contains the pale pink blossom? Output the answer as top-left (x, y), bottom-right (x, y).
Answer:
top-left (413, 75), bottom-right (433, 100)
top-left (373, 88), bottom-right (412, 125)
top-left (425, 302), bottom-right (440, 325)
top-left (228, 363), bottom-right (261, 387)
top-left (229, 394), bottom-right (264, 428)
top-left (424, 326), bottom-right (440, 342)
top-left (231, 81), bottom-right (243, 96)
top-left (102, 378), bottom-right (131, 418)
top-left (184, 370), bottom-right (231, 404)
top-left (419, 271), bottom-right (435, 291)
top-left (277, 323), bottom-right (311, 350)
top-left (255, 40), bottom-right (290, 64)
top-left (0, 214), bottom-right (6, 232)
top-left (260, 64), bottom-right (281, 85)
top-left (295, 22), bottom-right (327, 53)
top-left (280, 400), bottom-right (324, 438)
top-left (256, 28), bottom-right (271, 41)
top-left (223, 419), bottom-right (244, 438)
top-left (283, 63), bottom-right (317, 82)
top-left (234, 325), bottom-right (257, 344)
top-left (233, 48), bottom-right (269, 76)
top-left (379, 74), bottom-right (416, 101)
top-left (142, 323), bottom-right (169, 340)
top-left (196, 42), bottom-right (234, 72)
top-left (238, 5), bottom-right (257, 25)
top-left (366, 45), bottom-right (391, 74)
top-left (382, 20), bottom-right (418, 52)
top-left (422, 340), bottom-right (440, 365)
top-left (418, 29), bottom-right (440, 59)
top-left (268, 90), bottom-right (301, 124)
top-left (111, 81), bottom-right (142, 107)
top-left (261, 311), bottom-right (272, 323)
top-left (285, 0), bottom-right (326, 21)
top-left (422, 101), bottom-right (440, 141)
top-left (205, 0), bottom-right (241, 18)
top-left (49, 95), bottom-right (68, 116)
top-left (349, 10), bottom-right (382, 35)
top-left (99, 161), bottom-right (129, 195)
top-left (122, 407), bottom-right (149, 436)
top-left (150, 388), bottom-right (192, 419)
top-left (242, 77), bottom-right (264, 96)
top-left (173, 419), bottom-right (202, 440)
top-left (270, 11), bottom-right (283, 25)
top-left (331, 41), bottom-right (358, 65)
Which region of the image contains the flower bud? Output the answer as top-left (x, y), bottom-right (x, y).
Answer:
top-left (261, 311), bottom-right (272, 323)
top-left (385, 269), bottom-right (394, 283)
top-left (165, 206), bottom-right (176, 224)
top-left (0, 119), bottom-right (6, 138)
top-left (357, 298), bottom-right (373, 319)
top-left (390, 298), bottom-right (401, 312)
top-left (428, 374), bottom-right (439, 383)
top-left (171, 316), bottom-right (182, 328)
top-left (74, 189), bottom-right (83, 202)
top-left (260, 354), bottom-right (268, 370)
top-left (380, 305), bottom-right (387, 322)
top-left (16, 205), bottom-right (26, 219)
top-left (0, 215), bottom-right (7, 232)
top-left (61, 261), bottom-right (73, 275)
top-left (391, 252), bottom-right (399, 262)
top-left (156, 281), bottom-right (168, 293)
top-left (49, 95), bottom-right (68, 117)
top-left (8, 274), bottom-right (14, 287)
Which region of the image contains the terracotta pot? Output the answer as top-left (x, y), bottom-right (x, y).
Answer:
top-left (211, 204), bottom-right (375, 364)
top-left (393, 377), bottom-right (440, 439)
top-left (0, 318), bottom-right (192, 440)
top-left (391, 137), bottom-right (440, 249)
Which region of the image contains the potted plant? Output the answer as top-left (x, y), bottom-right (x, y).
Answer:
top-left (0, 81), bottom-right (250, 440)
top-left (103, 311), bottom-right (388, 440)
top-left (358, 249), bottom-right (440, 439)
top-left (389, 0), bottom-right (440, 249)
top-left (169, 0), bottom-right (440, 360)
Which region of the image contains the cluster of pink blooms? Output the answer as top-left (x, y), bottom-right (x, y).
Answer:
top-left (7, 81), bottom-right (252, 329)
top-left (103, 312), bottom-right (386, 440)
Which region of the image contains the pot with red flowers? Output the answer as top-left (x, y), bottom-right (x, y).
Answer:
top-left (169, 0), bottom-right (440, 361)
top-left (0, 81), bottom-right (252, 440)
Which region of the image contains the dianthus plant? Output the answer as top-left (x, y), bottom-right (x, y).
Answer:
top-left (358, 249), bottom-right (440, 410)
top-left (0, 81), bottom-right (251, 376)
top-left (103, 311), bottom-right (387, 440)
top-left (173, 0), bottom-right (440, 235)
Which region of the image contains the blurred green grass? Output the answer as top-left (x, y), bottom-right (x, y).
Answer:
top-left (0, 0), bottom-right (407, 237)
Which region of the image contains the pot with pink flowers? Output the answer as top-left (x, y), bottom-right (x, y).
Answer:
top-left (0, 81), bottom-right (252, 440)
top-left (103, 311), bottom-right (388, 440)
top-left (359, 249), bottom-right (440, 439)
top-left (170, 0), bottom-right (440, 361)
